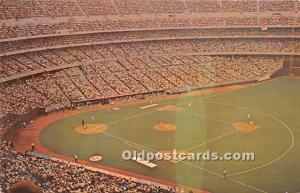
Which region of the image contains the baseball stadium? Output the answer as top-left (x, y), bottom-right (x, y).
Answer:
top-left (0, 1), bottom-right (300, 193)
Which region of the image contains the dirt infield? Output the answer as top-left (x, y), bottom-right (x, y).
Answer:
top-left (154, 123), bottom-right (177, 132)
top-left (75, 124), bottom-right (108, 134)
top-left (234, 122), bottom-right (259, 133)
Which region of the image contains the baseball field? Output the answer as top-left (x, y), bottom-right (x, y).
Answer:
top-left (14, 77), bottom-right (300, 193)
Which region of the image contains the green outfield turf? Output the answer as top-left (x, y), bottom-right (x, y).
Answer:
top-left (40, 77), bottom-right (300, 193)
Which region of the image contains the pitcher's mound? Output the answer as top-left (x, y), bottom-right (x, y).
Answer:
top-left (234, 122), bottom-right (259, 133)
top-left (154, 123), bottom-right (176, 132)
top-left (75, 124), bottom-right (108, 134)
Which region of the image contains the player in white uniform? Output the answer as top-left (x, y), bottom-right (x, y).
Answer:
top-left (223, 168), bottom-right (228, 179)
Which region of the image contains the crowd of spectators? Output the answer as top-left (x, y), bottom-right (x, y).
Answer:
top-left (0, 80), bottom-right (50, 116)
top-left (0, 54), bottom-right (283, 118)
top-left (222, 0), bottom-right (257, 12)
top-left (2, 27), bottom-right (300, 55)
top-left (0, 39), bottom-right (295, 78)
top-left (260, 15), bottom-right (295, 26)
top-left (0, 0), bottom-right (119, 19)
top-left (0, 0), bottom-right (299, 40)
top-left (1, 0), bottom-right (298, 20)
top-left (259, 0), bottom-right (297, 12)
top-left (1, 14), bottom-right (299, 40)
top-left (0, 142), bottom-right (175, 192)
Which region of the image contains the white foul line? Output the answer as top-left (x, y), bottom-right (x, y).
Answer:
top-left (205, 100), bottom-right (295, 177)
top-left (181, 129), bottom-right (237, 152)
top-left (183, 161), bottom-right (268, 193)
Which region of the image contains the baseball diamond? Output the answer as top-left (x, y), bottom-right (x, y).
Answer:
top-left (1, 1), bottom-right (300, 193)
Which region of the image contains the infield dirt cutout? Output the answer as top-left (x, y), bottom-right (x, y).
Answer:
top-left (75, 124), bottom-right (108, 134)
top-left (234, 122), bottom-right (259, 133)
top-left (154, 123), bottom-right (176, 132)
